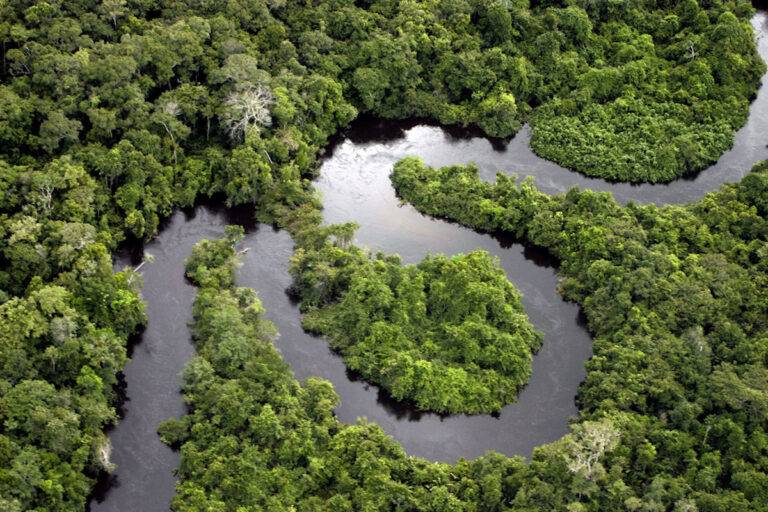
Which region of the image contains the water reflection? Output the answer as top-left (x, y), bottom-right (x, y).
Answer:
top-left (90, 10), bottom-right (768, 510)
top-left (327, 13), bottom-right (768, 205)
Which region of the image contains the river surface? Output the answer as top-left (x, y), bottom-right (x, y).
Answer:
top-left (328, 13), bottom-right (768, 206)
top-left (89, 10), bottom-right (768, 512)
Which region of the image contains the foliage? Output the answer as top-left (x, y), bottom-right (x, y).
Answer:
top-left (391, 156), bottom-right (768, 511)
top-left (0, 159), bottom-right (146, 511)
top-left (162, 234), bottom-right (534, 511)
top-left (529, 7), bottom-right (765, 182)
top-left (0, 1), bottom-right (761, 201)
top-left (0, 0), bottom-right (766, 509)
top-left (291, 245), bottom-right (542, 414)
top-left (172, 165), bottom-right (768, 510)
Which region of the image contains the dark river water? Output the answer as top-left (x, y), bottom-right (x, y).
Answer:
top-left (326, 12), bottom-right (768, 206)
top-left (89, 11), bottom-right (768, 512)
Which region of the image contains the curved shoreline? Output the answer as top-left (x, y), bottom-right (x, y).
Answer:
top-left (326, 12), bottom-right (768, 206)
top-left (89, 10), bottom-right (768, 511)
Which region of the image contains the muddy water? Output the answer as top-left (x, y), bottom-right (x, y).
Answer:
top-left (89, 11), bottom-right (768, 511)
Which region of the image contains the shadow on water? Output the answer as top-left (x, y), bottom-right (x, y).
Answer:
top-left (91, 202), bottom-right (260, 512)
top-left (90, 9), bottom-right (768, 510)
top-left (330, 12), bottom-right (768, 204)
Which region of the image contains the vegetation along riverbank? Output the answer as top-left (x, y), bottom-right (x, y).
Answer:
top-left (0, 0), bottom-right (766, 511)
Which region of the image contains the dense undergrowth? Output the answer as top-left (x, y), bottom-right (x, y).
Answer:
top-left (0, 0), bottom-right (766, 510)
top-left (291, 246), bottom-right (542, 414)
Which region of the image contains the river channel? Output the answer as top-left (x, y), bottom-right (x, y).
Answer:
top-left (89, 10), bottom-right (768, 512)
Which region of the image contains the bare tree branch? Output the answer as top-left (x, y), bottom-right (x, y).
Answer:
top-left (686, 40), bottom-right (697, 60)
top-left (156, 100), bottom-right (182, 164)
top-left (221, 84), bottom-right (274, 142)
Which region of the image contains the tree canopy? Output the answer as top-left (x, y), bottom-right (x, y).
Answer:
top-left (291, 245), bottom-right (542, 414)
top-left (166, 155), bottom-right (768, 511)
top-left (389, 155), bottom-right (768, 512)
top-left (0, 0), bottom-right (766, 510)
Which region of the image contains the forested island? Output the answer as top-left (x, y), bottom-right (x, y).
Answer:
top-left (293, 244), bottom-right (542, 414)
top-left (0, 0), bottom-right (767, 511)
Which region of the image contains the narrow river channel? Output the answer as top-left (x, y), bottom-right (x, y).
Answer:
top-left (89, 10), bottom-right (768, 512)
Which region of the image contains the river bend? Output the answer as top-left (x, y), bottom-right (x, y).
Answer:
top-left (89, 11), bottom-right (768, 512)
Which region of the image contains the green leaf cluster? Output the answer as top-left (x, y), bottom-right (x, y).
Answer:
top-left (391, 156), bottom-right (768, 511)
top-left (294, 247), bottom-right (541, 414)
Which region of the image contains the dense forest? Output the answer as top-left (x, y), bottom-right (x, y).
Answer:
top-left (0, 0), bottom-right (766, 511)
top-left (291, 245), bottom-right (542, 414)
top-left (391, 157), bottom-right (768, 511)
top-left (159, 150), bottom-right (768, 510)
top-left (158, 230), bottom-right (534, 511)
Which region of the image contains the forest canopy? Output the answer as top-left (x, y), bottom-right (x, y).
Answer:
top-left (0, 0), bottom-right (763, 194)
top-left (291, 245), bottom-right (542, 414)
top-left (389, 155), bottom-right (768, 511)
top-left (159, 151), bottom-right (768, 511)
top-left (0, 0), bottom-right (767, 510)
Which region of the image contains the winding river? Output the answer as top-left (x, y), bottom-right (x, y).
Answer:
top-left (89, 11), bottom-right (768, 512)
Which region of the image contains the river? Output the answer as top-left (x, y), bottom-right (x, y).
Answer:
top-left (88, 10), bottom-right (768, 512)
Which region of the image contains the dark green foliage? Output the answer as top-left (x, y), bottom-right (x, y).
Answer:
top-left (292, 245), bottom-right (542, 414)
top-left (0, 0), bottom-right (766, 509)
top-left (171, 169), bottom-right (768, 510)
top-left (0, 0), bottom-right (762, 198)
top-left (0, 2), bottom-right (361, 504)
top-left (184, 225), bottom-right (245, 289)
top-left (0, 162), bottom-right (146, 511)
top-left (391, 156), bottom-right (768, 511)
top-left (166, 234), bottom-right (533, 511)
top-left (530, 8), bottom-right (766, 182)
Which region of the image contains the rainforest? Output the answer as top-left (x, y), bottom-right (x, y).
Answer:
top-left (0, 0), bottom-right (767, 511)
